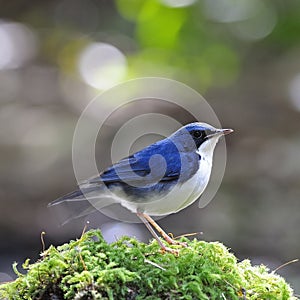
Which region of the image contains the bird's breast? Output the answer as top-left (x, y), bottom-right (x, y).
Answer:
top-left (118, 156), bottom-right (213, 216)
top-left (172, 156), bottom-right (212, 212)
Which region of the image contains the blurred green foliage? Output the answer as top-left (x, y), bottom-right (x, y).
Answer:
top-left (116, 0), bottom-right (239, 90)
top-left (5, 0), bottom-right (298, 91)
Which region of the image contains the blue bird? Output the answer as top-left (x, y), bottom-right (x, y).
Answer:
top-left (49, 122), bottom-right (233, 252)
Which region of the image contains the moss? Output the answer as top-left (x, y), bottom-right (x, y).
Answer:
top-left (0, 229), bottom-right (297, 299)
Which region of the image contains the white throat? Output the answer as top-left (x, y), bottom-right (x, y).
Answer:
top-left (196, 135), bottom-right (220, 163)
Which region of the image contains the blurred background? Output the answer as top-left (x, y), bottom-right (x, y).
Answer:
top-left (0, 0), bottom-right (299, 293)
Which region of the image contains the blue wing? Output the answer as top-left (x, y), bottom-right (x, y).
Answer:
top-left (89, 138), bottom-right (182, 185)
top-left (49, 138), bottom-right (182, 206)
top-left (49, 136), bottom-right (200, 211)
top-left (85, 136), bottom-right (200, 201)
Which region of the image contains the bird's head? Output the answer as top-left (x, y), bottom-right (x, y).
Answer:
top-left (171, 122), bottom-right (233, 158)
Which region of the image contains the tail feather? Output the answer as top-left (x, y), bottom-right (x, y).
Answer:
top-left (48, 184), bottom-right (106, 206)
top-left (48, 187), bottom-right (117, 224)
top-left (48, 189), bottom-right (85, 207)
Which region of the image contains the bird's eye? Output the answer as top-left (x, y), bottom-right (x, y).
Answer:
top-left (193, 130), bottom-right (203, 138)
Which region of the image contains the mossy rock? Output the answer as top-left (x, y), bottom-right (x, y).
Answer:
top-left (0, 229), bottom-right (297, 299)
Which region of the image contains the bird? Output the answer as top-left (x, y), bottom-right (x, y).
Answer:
top-left (49, 122), bottom-right (233, 253)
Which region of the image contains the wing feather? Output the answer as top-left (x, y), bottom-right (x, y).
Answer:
top-left (86, 138), bottom-right (181, 186)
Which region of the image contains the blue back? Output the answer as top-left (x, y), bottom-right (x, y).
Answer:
top-left (92, 137), bottom-right (200, 200)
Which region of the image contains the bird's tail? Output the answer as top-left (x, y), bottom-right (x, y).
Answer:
top-left (48, 187), bottom-right (115, 225)
top-left (48, 189), bottom-right (87, 207)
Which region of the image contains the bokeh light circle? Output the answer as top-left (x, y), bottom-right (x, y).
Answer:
top-left (0, 21), bottom-right (37, 70)
top-left (288, 73), bottom-right (300, 111)
top-left (160, 0), bottom-right (196, 8)
top-left (78, 42), bottom-right (127, 90)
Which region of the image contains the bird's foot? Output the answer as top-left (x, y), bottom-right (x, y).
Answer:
top-left (167, 239), bottom-right (188, 247)
top-left (164, 233), bottom-right (188, 247)
top-left (160, 246), bottom-right (180, 256)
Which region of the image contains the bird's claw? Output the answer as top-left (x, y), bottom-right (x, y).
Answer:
top-left (172, 240), bottom-right (188, 247)
top-left (159, 239), bottom-right (188, 255)
top-left (165, 236), bottom-right (188, 247)
top-left (160, 247), bottom-right (180, 256)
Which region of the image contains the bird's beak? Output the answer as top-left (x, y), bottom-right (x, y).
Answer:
top-left (206, 128), bottom-right (233, 139)
top-left (219, 128), bottom-right (234, 136)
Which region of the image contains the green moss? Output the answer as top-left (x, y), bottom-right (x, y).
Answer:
top-left (0, 229), bottom-right (297, 299)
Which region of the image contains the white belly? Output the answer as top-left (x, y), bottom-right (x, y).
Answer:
top-left (119, 157), bottom-right (213, 216)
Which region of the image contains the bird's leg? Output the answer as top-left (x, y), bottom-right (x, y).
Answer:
top-left (137, 212), bottom-right (179, 255)
top-left (143, 213), bottom-right (188, 247)
top-left (136, 213), bottom-right (162, 247)
top-left (137, 213), bottom-right (187, 248)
